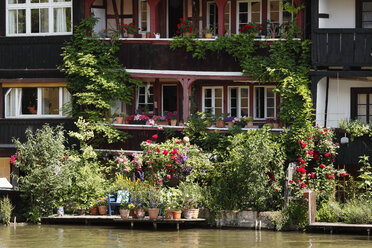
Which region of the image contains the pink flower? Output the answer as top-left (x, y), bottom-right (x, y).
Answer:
top-left (166, 163), bottom-right (172, 168)
top-left (118, 157), bottom-right (126, 163)
top-left (146, 140), bottom-right (151, 144)
top-left (158, 179), bottom-right (162, 183)
top-left (176, 140), bottom-right (182, 144)
top-left (167, 175), bottom-right (171, 180)
top-left (152, 134), bottom-right (158, 139)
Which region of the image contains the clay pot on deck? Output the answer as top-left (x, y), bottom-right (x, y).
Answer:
top-left (98, 205), bottom-right (108, 215)
top-left (119, 209), bottom-right (130, 219)
top-left (148, 208), bottom-right (160, 219)
top-left (172, 210), bottom-right (182, 219)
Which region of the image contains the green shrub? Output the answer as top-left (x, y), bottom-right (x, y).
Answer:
top-left (12, 125), bottom-right (74, 222)
top-left (316, 200), bottom-right (342, 222)
top-left (0, 196), bottom-right (14, 225)
top-left (207, 127), bottom-right (286, 212)
top-left (341, 198), bottom-right (372, 224)
top-left (272, 200), bottom-right (308, 231)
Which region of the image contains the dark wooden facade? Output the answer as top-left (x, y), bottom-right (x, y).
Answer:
top-left (312, 28), bottom-right (372, 68)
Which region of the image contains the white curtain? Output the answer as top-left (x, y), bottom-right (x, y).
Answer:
top-left (62, 88), bottom-right (71, 116)
top-left (54, 7), bottom-right (67, 32)
top-left (8, 10), bottom-right (16, 34)
top-left (5, 89), bottom-right (17, 117)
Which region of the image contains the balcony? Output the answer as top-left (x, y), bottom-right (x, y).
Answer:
top-left (312, 28), bottom-right (372, 68)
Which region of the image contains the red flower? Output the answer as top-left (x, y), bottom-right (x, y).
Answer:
top-left (260, 26), bottom-right (263, 30)
top-left (177, 23), bottom-right (181, 29)
top-left (308, 150), bottom-right (314, 155)
top-left (176, 30), bottom-right (180, 34)
top-left (166, 163), bottom-right (172, 168)
top-left (311, 172), bottom-right (315, 178)
top-left (182, 20), bottom-right (186, 24)
top-left (325, 152), bottom-right (331, 157)
top-left (313, 153), bottom-right (319, 159)
top-left (170, 168), bottom-right (175, 173)
top-left (156, 147), bottom-right (161, 153)
top-left (163, 150), bottom-right (169, 156)
top-left (176, 140), bottom-right (182, 144)
top-left (320, 164), bottom-right (326, 168)
top-left (296, 166), bottom-right (306, 174)
top-left (183, 26), bottom-right (187, 30)
top-left (152, 134), bottom-right (158, 139)
top-left (103, 29), bottom-right (107, 33)
top-left (301, 182), bottom-right (306, 188)
top-left (179, 18), bottom-right (183, 21)
top-left (146, 140), bottom-right (151, 144)
top-left (275, 188), bottom-right (278, 192)
top-left (267, 172), bottom-right (275, 179)
top-left (188, 26), bottom-right (193, 32)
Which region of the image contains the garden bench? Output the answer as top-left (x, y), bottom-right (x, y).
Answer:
top-left (107, 190), bottom-right (130, 216)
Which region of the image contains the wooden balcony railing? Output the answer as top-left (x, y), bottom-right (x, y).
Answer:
top-left (312, 28), bottom-right (372, 68)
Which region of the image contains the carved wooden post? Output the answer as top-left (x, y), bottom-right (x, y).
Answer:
top-left (147, 0), bottom-right (161, 37)
top-left (304, 190), bottom-right (317, 224)
top-left (213, 0), bottom-right (228, 37)
top-left (178, 77), bottom-right (196, 122)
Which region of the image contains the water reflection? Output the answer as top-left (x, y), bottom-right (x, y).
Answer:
top-left (0, 225), bottom-right (371, 248)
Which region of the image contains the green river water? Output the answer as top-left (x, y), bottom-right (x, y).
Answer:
top-left (0, 225), bottom-right (371, 248)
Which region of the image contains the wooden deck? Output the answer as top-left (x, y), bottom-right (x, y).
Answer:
top-left (41, 215), bottom-right (207, 230)
top-left (309, 222), bottom-right (372, 235)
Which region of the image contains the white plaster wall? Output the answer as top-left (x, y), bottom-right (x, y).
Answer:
top-left (319, 0), bottom-right (355, 28)
top-left (316, 78), bottom-right (372, 128)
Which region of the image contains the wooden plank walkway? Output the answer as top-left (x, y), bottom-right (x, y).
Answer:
top-left (309, 222), bottom-right (372, 235)
top-left (41, 215), bottom-right (207, 230)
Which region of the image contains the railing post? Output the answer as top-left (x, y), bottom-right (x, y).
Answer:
top-left (178, 77), bottom-right (196, 123)
top-left (214, 0), bottom-right (228, 37)
top-left (147, 0), bottom-right (161, 38)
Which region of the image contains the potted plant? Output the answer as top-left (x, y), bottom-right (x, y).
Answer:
top-left (245, 116), bottom-right (254, 128)
top-left (265, 118), bottom-right (275, 128)
top-left (215, 113), bottom-right (226, 128)
top-left (179, 182), bottom-right (202, 219)
top-left (90, 201), bottom-right (98, 215)
top-left (122, 23), bottom-right (140, 38)
top-left (273, 118), bottom-right (280, 129)
top-left (176, 18), bottom-right (194, 36)
top-left (225, 116), bottom-right (234, 128)
top-left (238, 22), bottom-right (263, 37)
top-left (116, 112), bottom-right (125, 124)
top-left (204, 28), bottom-right (215, 38)
top-left (119, 201), bottom-right (134, 219)
top-left (96, 197), bottom-right (108, 215)
top-left (153, 115), bottom-right (169, 125)
top-left (147, 186), bottom-right (162, 219)
top-left (167, 111), bottom-right (178, 126)
top-left (127, 114), bottom-right (149, 125)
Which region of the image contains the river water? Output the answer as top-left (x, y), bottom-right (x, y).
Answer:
top-left (0, 225), bottom-right (371, 248)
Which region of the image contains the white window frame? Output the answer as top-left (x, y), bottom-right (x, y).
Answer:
top-left (136, 84), bottom-right (154, 113)
top-left (202, 86), bottom-right (224, 115)
top-left (267, 0), bottom-right (293, 25)
top-left (207, 1), bottom-right (231, 35)
top-left (236, 0), bottom-right (262, 33)
top-left (6, 0), bottom-right (73, 37)
top-left (228, 86), bottom-right (250, 118)
top-left (254, 86), bottom-right (276, 120)
top-left (138, 0), bottom-right (150, 34)
top-left (4, 87), bottom-right (70, 118)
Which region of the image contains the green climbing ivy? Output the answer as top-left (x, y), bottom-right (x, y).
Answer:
top-left (60, 17), bottom-right (141, 144)
top-left (170, 13), bottom-right (313, 161)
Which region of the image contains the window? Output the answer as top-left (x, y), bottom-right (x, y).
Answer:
top-left (237, 0), bottom-right (261, 32)
top-left (202, 87), bottom-right (223, 115)
top-left (207, 1), bottom-right (231, 35)
top-left (254, 86), bottom-right (276, 119)
top-left (351, 88), bottom-right (372, 123)
top-left (6, 0), bottom-right (72, 36)
top-left (4, 87), bottom-right (71, 118)
top-left (138, 0), bottom-right (150, 33)
top-left (136, 84), bottom-right (153, 113)
top-left (228, 87), bottom-right (249, 117)
top-left (268, 0), bottom-right (292, 26)
top-left (360, 0), bottom-right (372, 28)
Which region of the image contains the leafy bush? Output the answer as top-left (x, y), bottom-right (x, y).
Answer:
top-left (12, 125), bottom-right (74, 222)
top-left (0, 196), bottom-right (14, 225)
top-left (207, 127), bottom-right (286, 212)
top-left (342, 198), bottom-right (372, 224)
top-left (316, 200), bottom-right (342, 222)
top-left (272, 200), bottom-right (308, 231)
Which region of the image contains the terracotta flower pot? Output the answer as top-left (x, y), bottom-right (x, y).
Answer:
top-left (165, 209), bottom-right (173, 219)
top-left (273, 123), bottom-right (279, 129)
top-left (132, 209), bottom-right (146, 219)
top-left (116, 116), bottom-right (124, 124)
top-left (156, 120), bottom-right (168, 125)
top-left (119, 209), bottom-right (130, 219)
top-left (90, 207), bottom-right (98, 215)
top-left (184, 32), bottom-right (192, 36)
top-left (227, 121), bottom-right (233, 128)
top-left (128, 33), bottom-right (135, 38)
top-left (98, 205), bottom-right (108, 215)
top-left (246, 121), bottom-right (253, 128)
top-left (148, 208), bottom-right (160, 219)
top-left (172, 210), bottom-right (182, 219)
top-left (215, 120), bottom-right (225, 128)
top-left (170, 119), bottom-right (177, 126)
